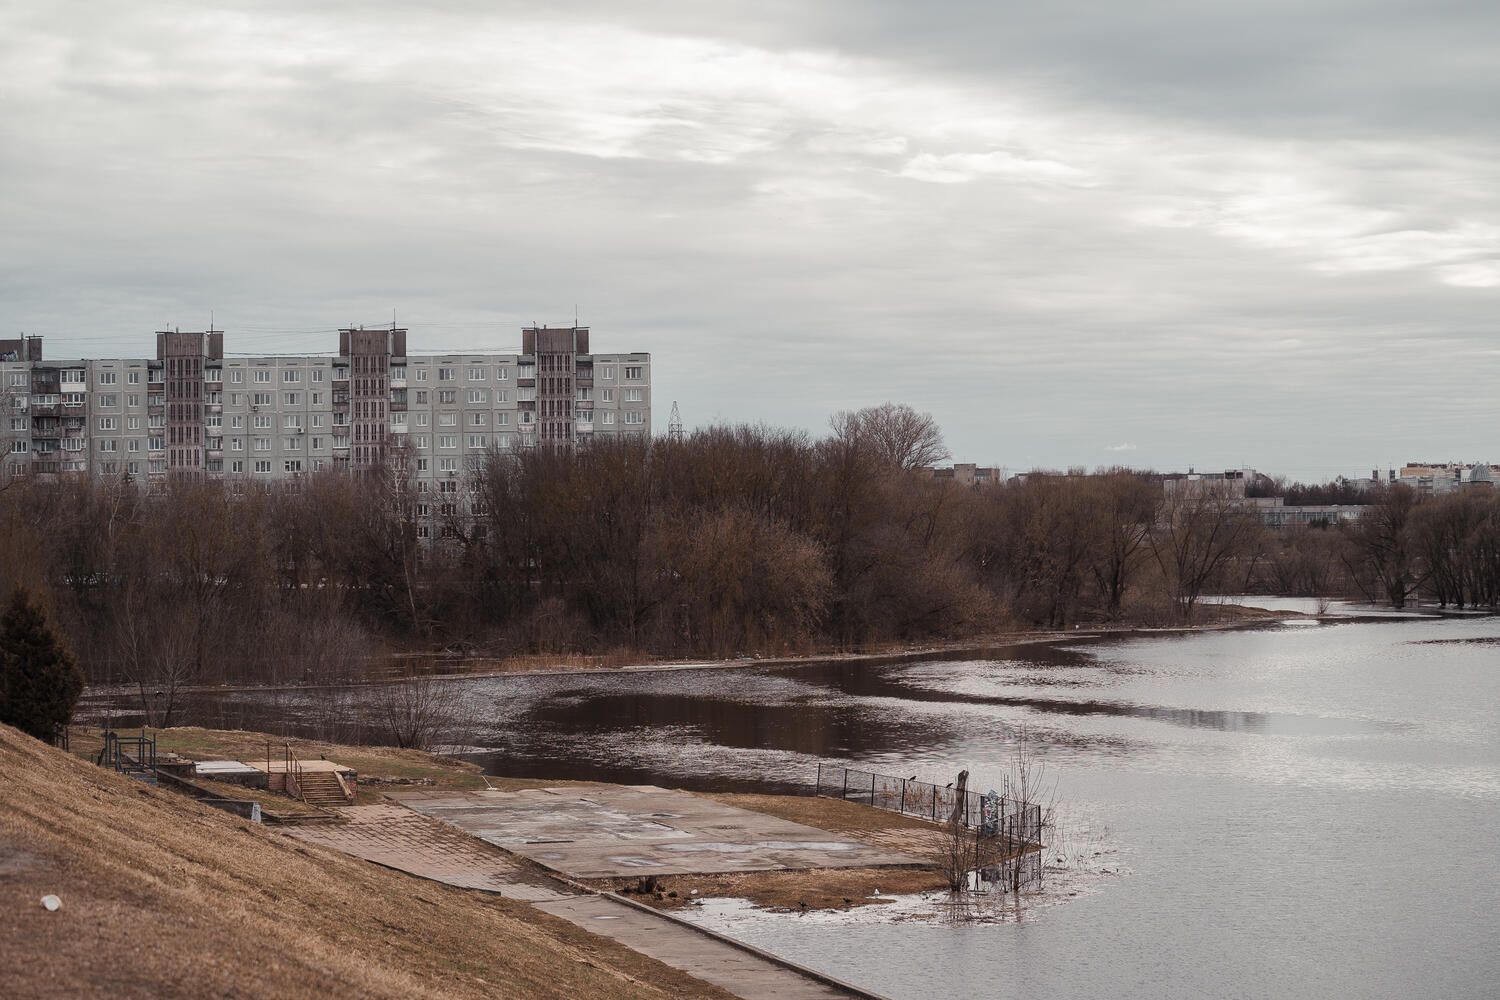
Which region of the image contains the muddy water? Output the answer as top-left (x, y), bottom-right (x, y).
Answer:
top-left (86, 610), bottom-right (1500, 998)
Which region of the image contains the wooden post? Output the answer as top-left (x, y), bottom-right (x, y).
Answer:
top-left (899, 779), bottom-right (906, 815)
top-left (841, 768), bottom-right (848, 801)
top-left (871, 771), bottom-right (877, 807)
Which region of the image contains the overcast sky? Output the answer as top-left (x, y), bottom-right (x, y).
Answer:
top-left (4, 1), bottom-right (1498, 479)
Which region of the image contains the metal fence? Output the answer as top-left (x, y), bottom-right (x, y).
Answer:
top-left (96, 731), bottom-right (156, 774)
top-left (815, 762), bottom-right (1044, 851)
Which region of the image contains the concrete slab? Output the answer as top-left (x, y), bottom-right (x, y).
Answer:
top-left (247, 759), bottom-right (354, 775)
top-left (193, 760), bottom-right (261, 776)
top-left (387, 786), bottom-right (922, 879)
top-left (288, 804), bottom-right (572, 902)
top-left (534, 896), bottom-right (859, 1000)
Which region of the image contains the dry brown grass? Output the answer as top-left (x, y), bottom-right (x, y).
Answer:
top-left (0, 723), bottom-right (735, 1000)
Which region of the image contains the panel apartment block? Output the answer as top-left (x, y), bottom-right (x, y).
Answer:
top-left (0, 326), bottom-right (650, 489)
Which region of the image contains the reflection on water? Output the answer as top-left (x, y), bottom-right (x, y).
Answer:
top-left (82, 614), bottom-right (1500, 999)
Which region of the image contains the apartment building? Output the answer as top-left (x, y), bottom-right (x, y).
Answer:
top-left (0, 326), bottom-right (651, 489)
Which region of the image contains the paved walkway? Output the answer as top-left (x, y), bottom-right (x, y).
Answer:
top-left (534, 895), bottom-right (858, 1000)
top-left (287, 804), bottom-right (571, 901)
top-left (386, 785), bottom-right (921, 879)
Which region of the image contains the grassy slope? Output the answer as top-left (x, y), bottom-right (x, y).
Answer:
top-left (0, 723), bottom-right (733, 1000)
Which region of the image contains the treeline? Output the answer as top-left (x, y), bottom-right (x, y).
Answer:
top-left (2, 406), bottom-right (1498, 718)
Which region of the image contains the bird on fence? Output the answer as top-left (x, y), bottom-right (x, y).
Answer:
top-left (798, 901), bottom-right (807, 910)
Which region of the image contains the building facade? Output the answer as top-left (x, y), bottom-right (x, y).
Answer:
top-left (0, 326), bottom-right (651, 489)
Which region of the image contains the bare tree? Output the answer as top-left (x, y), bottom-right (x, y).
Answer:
top-left (1149, 481), bottom-right (1261, 622)
top-left (831, 402), bottom-right (949, 472)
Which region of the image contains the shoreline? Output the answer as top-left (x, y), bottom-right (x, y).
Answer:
top-left (80, 605), bottom-right (1313, 701)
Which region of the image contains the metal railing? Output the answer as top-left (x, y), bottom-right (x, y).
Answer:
top-left (283, 742), bottom-right (305, 801)
top-left (97, 731), bottom-right (156, 773)
top-left (815, 762), bottom-right (1044, 848)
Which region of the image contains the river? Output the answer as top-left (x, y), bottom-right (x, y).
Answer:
top-left (85, 605), bottom-right (1500, 998)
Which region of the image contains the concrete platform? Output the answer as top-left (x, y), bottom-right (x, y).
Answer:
top-left (288, 804), bottom-right (572, 902)
top-left (386, 785), bottom-right (922, 879)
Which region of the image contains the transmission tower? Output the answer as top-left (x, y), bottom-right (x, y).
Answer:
top-left (668, 400), bottom-right (683, 442)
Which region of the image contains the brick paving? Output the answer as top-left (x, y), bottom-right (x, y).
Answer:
top-left (287, 804), bottom-right (573, 901)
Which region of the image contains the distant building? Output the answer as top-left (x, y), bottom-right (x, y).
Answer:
top-left (1161, 468), bottom-right (1254, 500)
top-left (922, 463), bottom-right (1003, 488)
top-left (0, 326), bottom-right (651, 488)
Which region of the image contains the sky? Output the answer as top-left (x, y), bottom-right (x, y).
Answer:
top-left (3, 1), bottom-right (1498, 480)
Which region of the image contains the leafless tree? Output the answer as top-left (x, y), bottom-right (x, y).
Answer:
top-left (831, 402), bottom-right (949, 471)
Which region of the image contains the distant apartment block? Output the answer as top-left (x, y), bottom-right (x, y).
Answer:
top-left (0, 326), bottom-right (651, 488)
top-left (923, 463), bottom-right (1004, 487)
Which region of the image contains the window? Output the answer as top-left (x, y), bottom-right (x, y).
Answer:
top-left (391, 412), bottom-right (408, 427)
top-left (97, 439), bottom-right (117, 452)
top-left (602, 412), bottom-right (615, 425)
top-left (230, 370), bottom-right (243, 384)
top-left (438, 412), bottom-right (457, 426)
top-left (311, 369), bottom-right (324, 383)
top-left (495, 412), bottom-right (510, 426)
top-left (625, 388), bottom-right (643, 402)
top-left (577, 410), bottom-right (593, 422)
top-left (438, 390), bottom-right (456, 404)
top-left (284, 460), bottom-right (303, 473)
top-left (97, 417), bottom-right (118, 430)
top-left (230, 415), bottom-right (244, 429)
top-left (204, 369), bottom-right (221, 383)
top-left (415, 413), bottom-right (429, 427)
top-left (439, 458), bottom-right (458, 473)
top-left (438, 434), bottom-right (457, 449)
top-left (467, 367), bottom-right (485, 381)
top-left (282, 370), bottom-right (301, 383)
top-left (414, 390), bottom-right (428, 404)
top-left (468, 389), bottom-right (486, 404)
top-left (416, 458), bottom-right (429, 472)
top-left (415, 503), bottom-right (431, 517)
top-left (253, 392), bottom-right (272, 406)
top-left (97, 372), bottom-right (117, 386)
top-left (520, 411), bottom-right (534, 424)
top-left (468, 435), bottom-right (486, 448)
top-left (284, 437), bottom-right (301, 450)
top-left (254, 369), bottom-right (271, 383)
top-left (438, 367), bottom-right (454, 381)
top-left (8, 417), bottom-right (23, 431)
top-left (389, 366), bottom-right (404, 381)
top-left (128, 371), bottom-right (141, 385)
top-left (311, 437), bottom-right (322, 450)
top-left (414, 368), bottom-right (428, 382)
top-left (416, 525), bottom-right (430, 539)
top-left (254, 438), bottom-right (270, 451)
top-left (438, 479), bottom-right (458, 493)
top-left (496, 367), bottom-right (510, 381)
top-left (576, 387), bottom-right (592, 401)
top-left (415, 435), bottom-right (430, 449)
top-left (495, 390), bottom-right (510, 403)
top-left (231, 460), bottom-right (244, 473)
top-left (625, 411), bottom-right (644, 424)
top-left (205, 414), bottom-right (221, 428)
top-left (98, 393), bottom-right (118, 408)
top-left (283, 393), bottom-right (300, 406)
top-left (126, 394), bottom-right (140, 407)
top-left (61, 369), bottom-right (85, 385)
top-left (7, 373), bottom-right (24, 387)
top-left (518, 363), bottom-right (535, 379)
top-left (311, 392), bottom-right (322, 405)
top-left (255, 460), bottom-right (272, 473)
top-left (128, 439), bottom-right (140, 452)
top-left (126, 416), bottom-right (140, 430)
top-left (470, 412), bottom-right (486, 426)
top-left (231, 439), bottom-right (243, 451)
top-left (148, 435), bottom-right (165, 450)
top-left (517, 387), bottom-right (536, 402)
top-left (624, 366), bottom-right (643, 380)
top-left (601, 388), bottom-right (614, 402)
top-left (600, 366), bottom-right (615, 380)
top-left (284, 414), bottom-right (301, 428)
top-left (254, 415), bottom-right (271, 429)
top-left (228, 393), bottom-right (242, 406)
top-left (311, 414), bottom-right (323, 428)
top-left (63, 392), bottom-right (85, 407)
top-left (10, 440), bottom-right (26, 454)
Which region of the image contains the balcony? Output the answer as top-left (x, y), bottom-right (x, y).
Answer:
top-left (206, 403), bottom-right (222, 414)
top-left (148, 405), bottom-right (164, 417)
top-left (29, 403), bottom-right (59, 417)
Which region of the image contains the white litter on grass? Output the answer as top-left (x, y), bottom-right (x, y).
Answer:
top-left (41, 895), bottom-right (61, 911)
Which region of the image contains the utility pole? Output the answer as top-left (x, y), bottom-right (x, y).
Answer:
top-left (668, 401), bottom-right (683, 443)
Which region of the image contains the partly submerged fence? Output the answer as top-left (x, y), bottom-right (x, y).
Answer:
top-left (815, 762), bottom-right (1046, 889)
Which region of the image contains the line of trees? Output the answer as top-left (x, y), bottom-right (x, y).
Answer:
top-left (1, 405), bottom-right (1498, 721)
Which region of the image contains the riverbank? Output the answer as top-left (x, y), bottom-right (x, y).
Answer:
top-left (78, 603), bottom-right (1297, 704)
top-left (1, 722), bottom-right (739, 1000)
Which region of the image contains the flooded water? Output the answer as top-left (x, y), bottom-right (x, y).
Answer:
top-left (88, 609), bottom-right (1500, 998)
